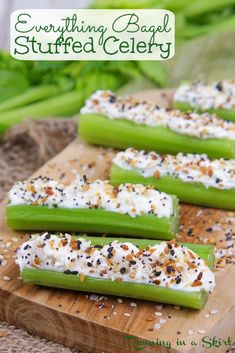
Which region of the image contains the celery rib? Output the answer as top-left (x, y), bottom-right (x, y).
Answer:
top-left (7, 203), bottom-right (179, 240)
top-left (21, 268), bottom-right (208, 309)
top-left (174, 101), bottom-right (235, 123)
top-left (79, 113), bottom-right (235, 159)
top-left (0, 85), bottom-right (60, 113)
top-left (110, 164), bottom-right (235, 211)
top-left (20, 235), bottom-right (214, 309)
top-left (0, 91), bottom-right (82, 134)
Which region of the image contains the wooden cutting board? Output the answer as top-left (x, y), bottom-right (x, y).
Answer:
top-left (0, 90), bottom-right (234, 353)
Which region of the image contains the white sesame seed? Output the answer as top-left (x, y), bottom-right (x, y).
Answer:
top-left (196, 210), bottom-right (203, 217)
top-left (209, 309), bottom-right (218, 315)
top-left (117, 298), bottom-right (123, 303)
top-left (113, 311), bottom-right (117, 315)
top-left (159, 319), bottom-right (166, 324)
top-left (123, 313), bottom-right (131, 317)
top-left (154, 323), bottom-right (161, 330)
top-left (12, 237), bottom-right (18, 242)
top-left (130, 302), bottom-right (137, 307)
top-left (6, 241), bottom-right (11, 249)
top-left (204, 313), bottom-right (210, 318)
top-left (187, 330), bottom-right (193, 336)
top-left (155, 312), bottom-right (162, 317)
top-left (89, 294), bottom-right (99, 301)
top-left (3, 276), bottom-right (11, 281)
top-left (197, 329), bottom-right (206, 334)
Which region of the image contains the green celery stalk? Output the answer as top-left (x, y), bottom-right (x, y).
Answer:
top-left (79, 113), bottom-right (235, 159)
top-left (75, 236), bottom-right (215, 269)
top-left (110, 164), bottom-right (235, 211)
top-left (0, 85), bottom-right (61, 113)
top-left (0, 91), bottom-right (82, 134)
top-left (173, 101), bottom-right (235, 123)
top-left (21, 268), bottom-right (208, 309)
top-left (7, 201), bottom-right (179, 240)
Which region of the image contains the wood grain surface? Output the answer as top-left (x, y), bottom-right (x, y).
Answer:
top-left (0, 90), bottom-right (234, 353)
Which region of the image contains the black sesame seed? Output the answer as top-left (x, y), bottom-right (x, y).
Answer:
top-left (166, 266), bottom-right (174, 273)
top-left (215, 82), bottom-right (223, 91)
top-left (64, 270), bottom-right (71, 274)
top-left (155, 271), bottom-right (162, 277)
top-left (129, 260), bottom-right (137, 265)
top-left (120, 267), bottom-right (126, 274)
top-left (94, 244), bottom-right (103, 249)
top-left (187, 228), bottom-right (193, 236)
top-left (176, 277), bottom-right (181, 284)
top-left (109, 95), bottom-right (116, 103)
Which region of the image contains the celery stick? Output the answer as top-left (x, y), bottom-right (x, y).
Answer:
top-left (0, 85), bottom-right (60, 113)
top-left (7, 203), bottom-right (179, 240)
top-left (0, 91), bottom-right (82, 134)
top-left (174, 101), bottom-right (235, 123)
top-left (21, 268), bottom-right (208, 309)
top-left (110, 164), bottom-right (235, 211)
top-left (79, 113), bottom-right (235, 159)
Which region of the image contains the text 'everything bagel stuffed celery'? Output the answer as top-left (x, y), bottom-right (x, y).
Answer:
top-left (110, 148), bottom-right (235, 210)
top-left (7, 175), bottom-right (179, 239)
top-left (17, 233), bottom-right (215, 309)
top-left (173, 80), bottom-right (235, 122)
top-left (79, 90), bottom-right (235, 159)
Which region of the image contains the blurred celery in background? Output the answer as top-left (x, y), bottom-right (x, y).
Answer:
top-left (0, 0), bottom-right (234, 133)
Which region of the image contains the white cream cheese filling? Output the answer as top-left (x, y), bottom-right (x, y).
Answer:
top-left (113, 148), bottom-right (235, 190)
top-left (8, 175), bottom-right (174, 218)
top-left (174, 80), bottom-right (235, 110)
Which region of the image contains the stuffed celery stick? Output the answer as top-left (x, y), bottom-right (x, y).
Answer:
top-left (17, 233), bottom-right (215, 309)
top-left (173, 80), bottom-right (235, 122)
top-left (110, 148), bottom-right (235, 210)
top-left (7, 175), bottom-right (179, 239)
top-left (79, 90), bottom-right (235, 159)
